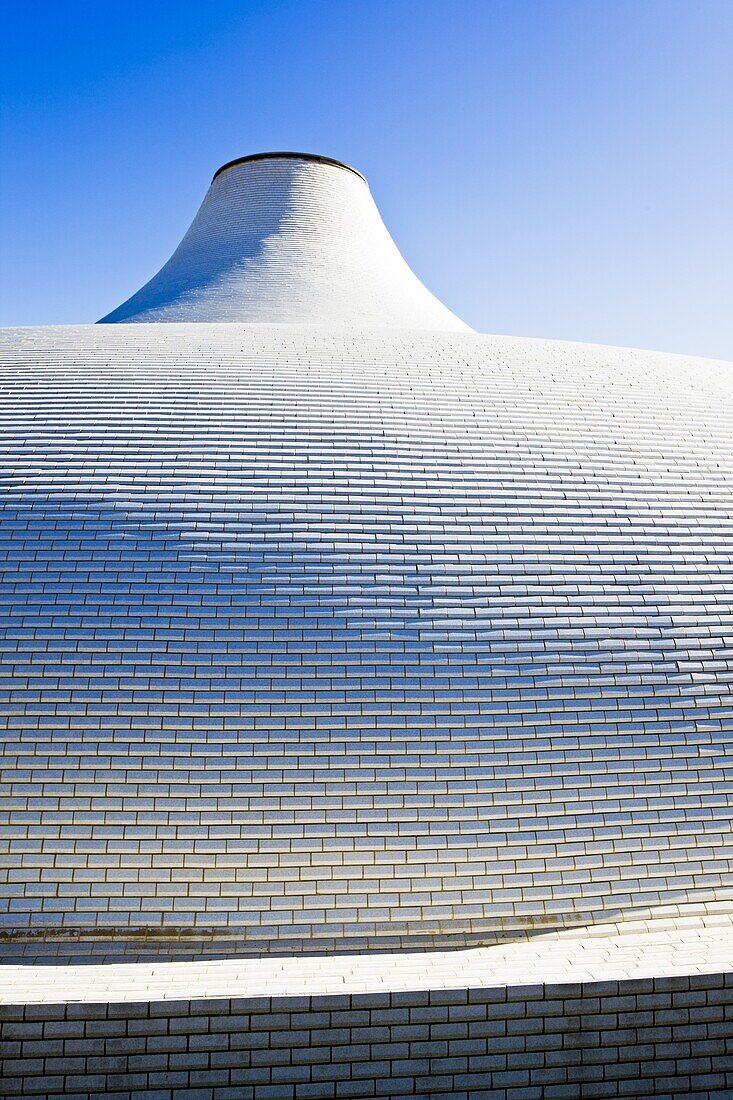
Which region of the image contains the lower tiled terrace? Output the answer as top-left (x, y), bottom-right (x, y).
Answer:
top-left (2, 909), bottom-right (732, 1098)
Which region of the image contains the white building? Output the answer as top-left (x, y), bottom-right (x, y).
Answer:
top-left (1, 153), bottom-right (732, 1098)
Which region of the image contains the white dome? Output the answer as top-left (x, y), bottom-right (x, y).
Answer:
top-left (1, 321), bottom-right (732, 951)
top-left (2, 153), bottom-right (733, 1100)
top-left (100, 153), bottom-right (471, 330)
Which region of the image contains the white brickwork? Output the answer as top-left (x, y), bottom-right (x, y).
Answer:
top-left (1, 323), bottom-right (731, 950)
top-left (2, 916), bottom-right (733, 1099)
top-left (99, 156), bottom-right (470, 329)
top-left (3, 910), bottom-right (732, 1004)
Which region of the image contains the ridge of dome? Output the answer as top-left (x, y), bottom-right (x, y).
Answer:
top-left (211, 150), bottom-right (367, 184)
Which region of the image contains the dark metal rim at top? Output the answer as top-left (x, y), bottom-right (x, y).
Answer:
top-left (212, 152), bottom-right (366, 184)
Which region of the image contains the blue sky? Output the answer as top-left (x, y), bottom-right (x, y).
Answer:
top-left (1, 0), bottom-right (731, 358)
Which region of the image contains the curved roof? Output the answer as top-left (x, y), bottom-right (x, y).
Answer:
top-left (1, 322), bottom-right (731, 954)
top-left (99, 153), bottom-right (470, 329)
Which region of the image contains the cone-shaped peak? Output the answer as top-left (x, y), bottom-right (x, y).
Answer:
top-left (99, 152), bottom-right (471, 329)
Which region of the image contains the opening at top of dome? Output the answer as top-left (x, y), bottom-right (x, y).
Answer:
top-left (212, 151), bottom-right (367, 184)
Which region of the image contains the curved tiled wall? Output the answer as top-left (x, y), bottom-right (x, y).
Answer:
top-left (1, 325), bottom-right (732, 949)
top-left (99, 157), bottom-right (470, 329)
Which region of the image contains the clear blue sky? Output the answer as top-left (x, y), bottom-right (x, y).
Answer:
top-left (1, 0), bottom-right (731, 358)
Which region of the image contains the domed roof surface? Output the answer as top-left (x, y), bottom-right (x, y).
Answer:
top-left (1, 155), bottom-right (732, 957)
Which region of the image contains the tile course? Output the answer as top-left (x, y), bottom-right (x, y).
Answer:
top-left (1, 909), bottom-right (731, 1004)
